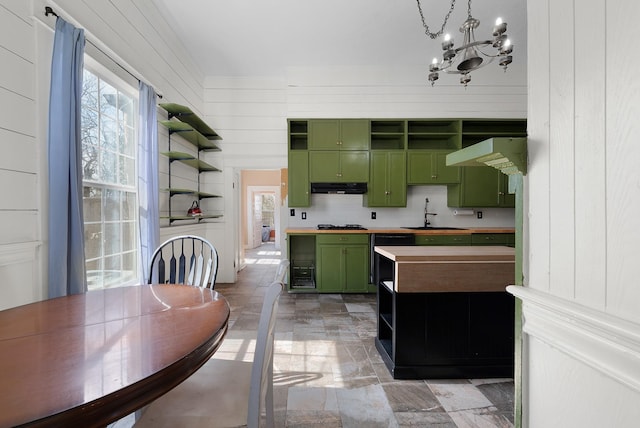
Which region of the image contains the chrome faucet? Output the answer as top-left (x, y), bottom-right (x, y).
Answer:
top-left (424, 197), bottom-right (437, 227)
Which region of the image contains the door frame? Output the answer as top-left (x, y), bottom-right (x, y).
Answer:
top-left (246, 185), bottom-right (281, 250)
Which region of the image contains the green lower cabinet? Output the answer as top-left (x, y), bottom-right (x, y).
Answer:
top-left (447, 166), bottom-right (514, 208)
top-left (288, 151), bottom-right (310, 207)
top-left (365, 151), bottom-right (407, 207)
top-left (316, 234), bottom-right (369, 293)
top-left (415, 234), bottom-right (472, 246)
top-left (471, 233), bottom-right (515, 247)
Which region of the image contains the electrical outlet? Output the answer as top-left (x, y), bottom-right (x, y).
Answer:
top-left (371, 212), bottom-right (376, 220)
top-left (290, 209), bottom-right (295, 216)
top-left (477, 211), bottom-right (483, 219)
top-left (301, 212), bottom-right (307, 220)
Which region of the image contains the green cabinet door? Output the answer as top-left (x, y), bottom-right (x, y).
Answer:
top-left (340, 151), bottom-right (370, 181)
top-left (448, 166), bottom-right (515, 208)
top-left (309, 119), bottom-right (369, 150)
top-left (316, 234), bottom-right (369, 293)
top-left (309, 151), bottom-right (369, 182)
top-left (407, 150), bottom-right (460, 185)
top-left (316, 244), bottom-right (343, 292)
top-left (366, 151), bottom-right (407, 207)
top-left (343, 244), bottom-right (369, 292)
top-left (288, 151), bottom-right (310, 207)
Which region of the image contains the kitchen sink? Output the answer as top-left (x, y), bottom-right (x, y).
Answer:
top-left (401, 226), bottom-right (466, 230)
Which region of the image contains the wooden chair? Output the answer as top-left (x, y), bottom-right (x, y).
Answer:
top-left (134, 281), bottom-right (283, 428)
top-left (148, 235), bottom-right (218, 288)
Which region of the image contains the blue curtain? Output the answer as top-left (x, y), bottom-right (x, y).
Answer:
top-left (48, 18), bottom-right (87, 298)
top-left (137, 82), bottom-right (159, 283)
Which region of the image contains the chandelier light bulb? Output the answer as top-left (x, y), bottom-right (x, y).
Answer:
top-left (442, 33), bottom-right (454, 50)
top-left (500, 39), bottom-right (513, 54)
top-left (493, 16), bottom-right (507, 36)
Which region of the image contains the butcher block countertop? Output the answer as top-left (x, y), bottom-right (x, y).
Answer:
top-left (374, 245), bottom-right (515, 293)
top-left (285, 227), bottom-right (515, 235)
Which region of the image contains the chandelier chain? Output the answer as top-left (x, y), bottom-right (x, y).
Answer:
top-left (416, 0), bottom-right (457, 39)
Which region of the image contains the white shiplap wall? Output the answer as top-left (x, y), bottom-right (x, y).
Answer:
top-left (0, 0), bottom-right (216, 309)
top-left (204, 63), bottom-right (527, 234)
top-left (0, 1), bottom-right (40, 309)
top-left (521, 0), bottom-right (640, 425)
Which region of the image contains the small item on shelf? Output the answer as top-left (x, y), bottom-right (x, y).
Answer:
top-left (187, 200), bottom-right (203, 217)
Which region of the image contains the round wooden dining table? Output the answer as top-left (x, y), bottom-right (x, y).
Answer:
top-left (0, 284), bottom-right (230, 428)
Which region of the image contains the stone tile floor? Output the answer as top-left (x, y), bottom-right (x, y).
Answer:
top-left (143, 242), bottom-right (515, 427)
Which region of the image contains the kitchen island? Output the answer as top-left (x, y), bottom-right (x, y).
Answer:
top-left (374, 245), bottom-right (515, 379)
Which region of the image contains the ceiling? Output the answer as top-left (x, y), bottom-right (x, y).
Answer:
top-left (152, 0), bottom-right (527, 80)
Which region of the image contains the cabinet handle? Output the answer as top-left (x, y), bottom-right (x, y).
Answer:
top-left (385, 191), bottom-right (390, 195)
top-left (337, 141), bottom-right (342, 145)
top-left (432, 175), bottom-right (437, 179)
top-left (336, 173), bottom-right (342, 177)
top-left (340, 237), bottom-right (347, 241)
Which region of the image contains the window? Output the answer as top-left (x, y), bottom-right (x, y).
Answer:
top-left (81, 66), bottom-right (138, 290)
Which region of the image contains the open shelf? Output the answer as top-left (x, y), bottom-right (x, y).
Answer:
top-left (161, 151), bottom-right (221, 172)
top-left (159, 103), bottom-right (223, 225)
top-left (160, 103), bottom-right (222, 140)
top-left (164, 188), bottom-right (222, 199)
top-left (160, 121), bottom-right (221, 151)
top-left (289, 120), bottom-right (308, 150)
top-left (371, 120), bottom-right (405, 150)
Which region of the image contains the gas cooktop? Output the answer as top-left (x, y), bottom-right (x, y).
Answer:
top-left (317, 224), bottom-right (367, 230)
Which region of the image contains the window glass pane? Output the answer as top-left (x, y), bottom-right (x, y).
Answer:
top-left (122, 222), bottom-right (136, 251)
top-left (84, 223), bottom-right (103, 261)
top-left (123, 192), bottom-right (136, 220)
top-left (83, 186), bottom-right (102, 222)
top-left (82, 67), bottom-right (138, 289)
top-left (119, 94), bottom-right (135, 127)
top-left (120, 155), bottom-right (135, 186)
top-left (101, 150), bottom-right (118, 183)
top-left (101, 115), bottom-right (117, 151)
top-left (104, 222), bottom-right (121, 256)
top-left (100, 80), bottom-right (117, 119)
top-left (82, 70), bottom-right (99, 111)
top-left (104, 189), bottom-right (120, 222)
top-left (121, 125), bottom-right (135, 155)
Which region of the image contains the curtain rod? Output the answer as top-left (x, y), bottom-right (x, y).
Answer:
top-left (44, 6), bottom-right (163, 99)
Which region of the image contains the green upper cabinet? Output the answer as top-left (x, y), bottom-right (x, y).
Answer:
top-left (309, 151), bottom-right (369, 182)
top-left (447, 119), bottom-right (526, 208)
top-left (288, 120), bottom-right (310, 207)
top-left (288, 150), bottom-right (310, 207)
top-left (405, 120), bottom-right (461, 186)
top-left (308, 119), bottom-right (369, 150)
top-left (365, 151), bottom-right (407, 207)
top-left (407, 150), bottom-right (460, 185)
top-left (447, 166), bottom-right (514, 207)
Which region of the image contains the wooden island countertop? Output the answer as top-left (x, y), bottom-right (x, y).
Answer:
top-left (374, 245), bottom-right (515, 293)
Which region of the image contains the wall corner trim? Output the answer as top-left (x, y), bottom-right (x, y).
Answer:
top-left (507, 286), bottom-right (640, 393)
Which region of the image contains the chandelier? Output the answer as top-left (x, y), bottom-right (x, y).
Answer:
top-left (416, 0), bottom-right (513, 87)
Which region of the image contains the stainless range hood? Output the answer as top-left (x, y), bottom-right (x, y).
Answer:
top-left (311, 182), bottom-right (367, 194)
top-left (446, 137), bottom-right (528, 176)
